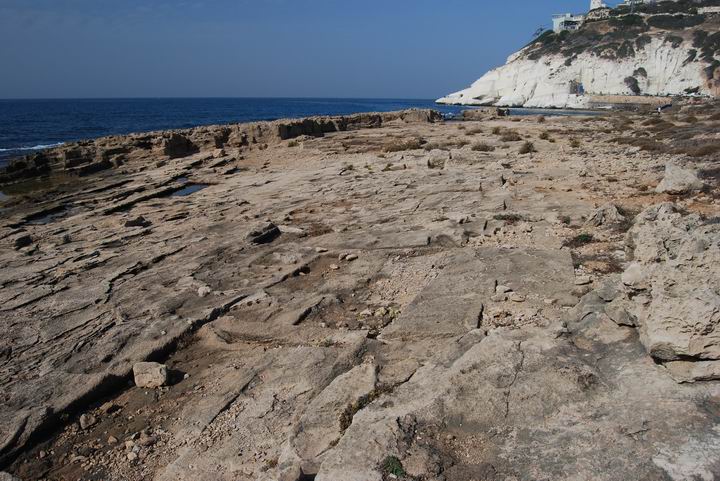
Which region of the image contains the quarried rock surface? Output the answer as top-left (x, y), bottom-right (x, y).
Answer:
top-left (2, 105), bottom-right (720, 480)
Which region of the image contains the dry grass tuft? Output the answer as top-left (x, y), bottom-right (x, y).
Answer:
top-left (642, 117), bottom-right (664, 126)
top-left (519, 141), bottom-right (536, 154)
top-left (500, 131), bottom-right (522, 142)
top-left (685, 142), bottom-right (720, 157)
top-left (384, 137), bottom-right (424, 153)
top-left (611, 136), bottom-right (669, 152)
top-left (471, 142), bottom-right (495, 152)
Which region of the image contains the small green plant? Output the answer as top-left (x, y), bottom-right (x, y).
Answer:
top-left (564, 233), bottom-right (594, 248)
top-left (519, 141), bottom-right (536, 154)
top-left (539, 131), bottom-right (551, 140)
top-left (560, 215), bottom-right (572, 225)
top-left (381, 456), bottom-right (406, 477)
top-left (576, 233), bottom-right (593, 243)
top-left (491, 126), bottom-right (503, 135)
top-left (471, 142), bottom-right (495, 152)
top-left (339, 385), bottom-right (394, 431)
top-left (287, 140), bottom-right (299, 147)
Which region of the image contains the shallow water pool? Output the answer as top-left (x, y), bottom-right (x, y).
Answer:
top-left (171, 184), bottom-right (209, 197)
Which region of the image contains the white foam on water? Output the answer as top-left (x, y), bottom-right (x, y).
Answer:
top-left (0, 142), bottom-right (65, 152)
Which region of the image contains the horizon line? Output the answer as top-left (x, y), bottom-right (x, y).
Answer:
top-left (0, 96), bottom-right (442, 102)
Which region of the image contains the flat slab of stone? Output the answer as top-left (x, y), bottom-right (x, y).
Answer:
top-left (384, 248), bottom-right (576, 339)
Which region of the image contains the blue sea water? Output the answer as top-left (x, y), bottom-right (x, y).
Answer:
top-left (0, 98), bottom-right (466, 168)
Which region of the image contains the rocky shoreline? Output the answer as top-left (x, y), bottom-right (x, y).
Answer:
top-left (1, 105), bottom-right (720, 481)
top-left (0, 109), bottom-right (441, 186)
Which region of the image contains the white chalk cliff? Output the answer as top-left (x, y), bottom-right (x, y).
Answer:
top-left (438, 16), bottom-right (719, 108)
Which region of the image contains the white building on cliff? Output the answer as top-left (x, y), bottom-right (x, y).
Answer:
top-left (552, 13), bottom-right (585, 33)
top-left (553, 1), bottom-right (608, 33)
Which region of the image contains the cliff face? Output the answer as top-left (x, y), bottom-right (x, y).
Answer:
top-left (439, 8), bottom-right (720, 108)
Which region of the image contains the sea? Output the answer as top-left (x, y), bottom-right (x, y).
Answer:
top-left (0, 98), bottom-right (468, 168)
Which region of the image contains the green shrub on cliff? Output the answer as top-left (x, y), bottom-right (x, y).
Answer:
top-left (665, 35), bottom-right (684, 48)
top-left (647, 14), bottom-right (705, 30)
top-left (609, 14), bottom-right (646, 28)
top-left (624, 76), bottom-right (641, 95)
top-left (635, 35), bottom-right (652, 50)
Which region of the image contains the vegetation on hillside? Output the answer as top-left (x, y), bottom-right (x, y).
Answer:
top-left (614, 0), bottom-right (720, 15)
top-left (525, 0), bottom-right (720, 80)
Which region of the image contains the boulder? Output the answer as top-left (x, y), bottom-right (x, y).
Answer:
top-left (655, 163), bottom-right (704, 194)
top-left (572, 204), bottom-right (720, 382)
top-left (621, 263), bottom-right (647, 290)
top-left (585, 203), bottom-right (626, 227)
top-left (426, 150), bottom-right (449, 169)
top-left (133, 362), bottom-right (168, 388)
top-left (625, 203), bottom-right (720, 364)
top-left (398, 109), bottom-right (443, 123)
top-left (163, 133), bottom-right (198, 159)
top-left (0, 473), bottom-right (20, 481)
top-left (604, 298), bottom-right (636, 327)
top-left (246, 222), bottom-right (281, 244)
top-left (79, 413), bottom-right (97, 430)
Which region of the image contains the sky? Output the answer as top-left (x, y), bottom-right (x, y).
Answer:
top-left (0, 0), bottom-right (594, 99)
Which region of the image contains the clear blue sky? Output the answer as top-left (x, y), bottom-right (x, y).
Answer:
top-left (0, 0), bottom-right (594, 99)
